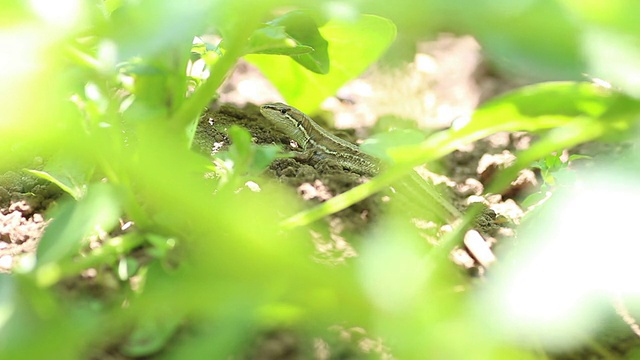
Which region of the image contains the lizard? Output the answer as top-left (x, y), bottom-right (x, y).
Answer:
top-left (260, 103), bottom-right (380, 177)
top-left (260, 102), bottom-right (463, 222)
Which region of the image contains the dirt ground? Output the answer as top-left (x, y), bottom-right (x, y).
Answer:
top-left (0, 169), bottom-right (61, 273)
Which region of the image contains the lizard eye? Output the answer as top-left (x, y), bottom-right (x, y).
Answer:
top-left (280, 108), bottom-right (287, 114)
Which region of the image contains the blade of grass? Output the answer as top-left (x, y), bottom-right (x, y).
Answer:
top-left (485, 117), bottom-right (607, 194)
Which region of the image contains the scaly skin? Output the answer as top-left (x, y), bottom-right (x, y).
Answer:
top-left (260, 103), bottom-right (380, 177)
top-left (260, 102), bottom-right (462, 221)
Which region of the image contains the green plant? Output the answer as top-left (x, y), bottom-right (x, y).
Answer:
top-left (1, 0), bottom-right (640, 359)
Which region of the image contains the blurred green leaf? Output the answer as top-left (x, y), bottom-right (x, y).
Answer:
top-left (145, 233), bottom-right (177, 259)
top-left (118, 59), bottom-right (177, 120)
top-left (246, 14), bottom-right (396, 112)
top-left (102, 0), bottom-right (209, 61)
top-left (169, 1), bottom-right (266, 138)
top-left (36, 183), bottom-right (121, 276)
top-left (560, 0), bottom-right (640, 96)
top-left (478, 170), bottom-right (640, 350)
top-left (267, 10), bottom-right (330, 74)
top-left (389, 82), bottom-right (640, 163)
top-left (252, 145), bottom-right (282, 172)
top-left (545, 154), bottom-right (563, 170)
top-left (101, 0), bottom-right (124, 15)
top-left (121, 315), bottom-right (182, 357)
top-left (287, 82), bottom-right (640, 229)
top-left (23, 155), bottom-right (94, 200)
top-left (246, 25), bottom-right (314, 56)
top-left (465, 1), bottom-right (584, 80)
top-left (581, 29), bottom-right (640, 98)
top-left (24, 169), bottom-right (83, 200)
top-left (521, 190), bottom-right (550, 210)
top-left (119, 61), bottom-right (165, 76)
top-left (0, 276), bottom-right (95, 360)
top-left (228, 125), bottom-right (253, 162)
top-left (221, 125), bottom-right (282, 178)
top-left (468, 82), bottom-right (622, 132)
top-left (560, 0), bottom-right (640, 32)
top-left (5, 1), bottom-right (640, 358)
top-left (528, 151), bottom-right (591, 201)
top-left (0, 28), bottom-right (83, 171)
top-left (432, 82), bottom-right (640, 196)
top-left (361, 128), bottom-right (427, 162)
top-left (371, 115), bottom-right (420, 133)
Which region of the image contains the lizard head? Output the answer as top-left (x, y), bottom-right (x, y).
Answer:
top-left (260, 102), bottom-right (300, 125)
top-left (260, 103), bottom-right (310, 147)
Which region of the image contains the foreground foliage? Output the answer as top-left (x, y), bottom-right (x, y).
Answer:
top-left (1, 0), bottom-right (640, 358)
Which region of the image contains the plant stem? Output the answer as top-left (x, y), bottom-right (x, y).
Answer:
top-left (170, 20), bottom-right (260, 145)
top-left (60, 233), bottom-right (146, 278)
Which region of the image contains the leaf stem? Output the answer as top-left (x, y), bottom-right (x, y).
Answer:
top-left (170, 21), bottom-right (260, 144)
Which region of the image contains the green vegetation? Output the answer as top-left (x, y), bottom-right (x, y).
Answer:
top-left (1, 0), bottom-right (640, 358)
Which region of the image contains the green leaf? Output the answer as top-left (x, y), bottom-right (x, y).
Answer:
top-left (252, 145), bottom-right (282, 173)
top-left (102, 0), bottom-right (124, 15)
top-left (24, 169), bottom-right (84, 200)
top-left (120, 315), bottom-right (182, 357)
top-left (228, 125), bottom-right (252, 157)
top-left (541, 170), bottom-right (556, 186)
top-left (268, 11), bottom-right (330, 74)
top-left (444, 0), bottom-right (584, 80)
top-left (533, 152), bottom-right (591, 188)
top-left (521, 191), bottom-right (549, 209)
top-left (568, 154), bottom-right (591, 162)
top-left (283, 82), bottom-right (640, 228)
top-left (23, 154), bottom-right (94, 200)
top-left (221, 125), bottom-right (282, 178)
top-left (145, 233), bottom-right (177, 259)
top-left (545, 155), bottom-right (559, 170)
top-left (36, 183), bottom-right (121, 273)
top-left (361, 128), bottom-right (426, 162)
top-left (560, 0), bottom-right (640, 96)
top-left (104, 1), bottom-right (208, 61)
top-left (371, 115), bottom-right (419, 133)
top-left (390, 82), bottom-right (640, 163)
top-left (226, 125), bottom-right (253, 176)
top-left (191, 37), bottom-right (221, 56)
top-left (245, 14), bottom-right (396, 112)
top-left (119, 61), bottom-right (171, 119)
top-left (246, 25), bottom-right (314, 56)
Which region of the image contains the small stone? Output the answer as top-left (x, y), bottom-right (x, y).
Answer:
top-left (0, 255), bottom-right (13, 270)
top-left (9, 201), bottom-right (32, 215)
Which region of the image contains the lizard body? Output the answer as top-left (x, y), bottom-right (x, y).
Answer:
top-left (260, 102), bottom-right (461, 221)
top-left (260, 103), bottom-right (380, 177)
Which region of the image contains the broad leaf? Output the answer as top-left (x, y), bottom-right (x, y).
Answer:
top-left (267, 11), bottom-right (330, 74)
top-left (245, 14), bottom-right (396, 113)
top-left (246, 25), bottom-right (314, 56)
